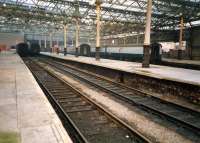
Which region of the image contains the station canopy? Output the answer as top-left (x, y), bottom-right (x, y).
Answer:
top-left (0, 0), bottom-right (200, 36)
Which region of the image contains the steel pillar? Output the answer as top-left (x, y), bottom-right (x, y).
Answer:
top-left (95, 0), bottom-right (102, 61)
top-left (57, 39), bottom-right (59, 46)
top-left (123, 37), bottom-right (126, 46)
top-left (50, 33), bottom-right (53, 53)
top-left (39, 40), bottom-right (41, 49)
top-left (142, 0), bottom-right (152, 68)
top-left (178, 15), bottom-right (184, 59)
top-left (64, 24), bottom-right (67, 56)
top-left (44, 34), bottom-right (47, 49)
top-left (75, 18), bottom-right (79, 57)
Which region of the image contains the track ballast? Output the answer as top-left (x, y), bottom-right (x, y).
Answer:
top-left (36, 56), bottom-right (200, 142)
top-left (23, 58), bottom-right (151, 143)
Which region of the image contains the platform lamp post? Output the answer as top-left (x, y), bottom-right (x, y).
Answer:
top-left (142, 0), bottom-right (153, 68)
top-left (73, 1), bottom-right (81, 57)
top-left (95, 0), bottom-right (102, 61)
top-left (63, 24), bottom-right (68, 56)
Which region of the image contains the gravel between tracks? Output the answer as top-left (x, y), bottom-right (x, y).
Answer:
top-left (44, 65), bottom-right (195, 143)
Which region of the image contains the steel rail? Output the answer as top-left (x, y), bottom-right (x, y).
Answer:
top-left (38, 57), bottom-right (200, 139)
top-left (24, 57), bottom-right (152, 143)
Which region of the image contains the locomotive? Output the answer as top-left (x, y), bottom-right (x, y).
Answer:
top-left (16, 42), bottom-right (40, 57)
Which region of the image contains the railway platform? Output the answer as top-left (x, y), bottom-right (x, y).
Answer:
top-left (40, 52), bottom-right (200, 108)
top-left (162, 58), bottom-right (200, 66)
top-left (162, 58), bottom-right (200, 70)
top-left (0, 51), bottom-right (72, 143)
top-left (41, 52), bottom-right (200, 86)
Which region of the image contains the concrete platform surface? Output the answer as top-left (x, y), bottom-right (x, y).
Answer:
top-left (41, 52), bottom-right (200, 86)
top-left (0, 51), bottom-right (72, 143)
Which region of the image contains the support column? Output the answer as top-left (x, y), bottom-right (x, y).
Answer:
top-left (189, 22), bottom-right (193, 60)
top-left (44, 34), bottom-right (47, 49)
top-left (64, 24), bottom-right (67, 56)
top-left (33, 33), bottom-right (35, 41)
top-left (95, 0), bottom-right (102, 61)
top-left (123, 37), bottom-right (126, 46)
top-left (39, 38), bottom-right (42, 48)
top-left (136, 31), bottom-right (139, 45)
top-left (178, 15), bottom-right (184, 59)
top-left (57, 39), bottom-right (59, 46)
top-left (50, 33), bottom-right (53, 53)
top-left (75, 18), bottom-right (80, 57)
top-left (142, 0), bottom-right (152, 68)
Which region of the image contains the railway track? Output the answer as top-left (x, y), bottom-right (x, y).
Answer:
top-left (36, 57), bottom-right (200, 140)
top-left (23, 58), bottom-right (151, 143)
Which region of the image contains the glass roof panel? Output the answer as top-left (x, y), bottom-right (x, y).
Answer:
top-left (0, 0), bottom-right (199, 34)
